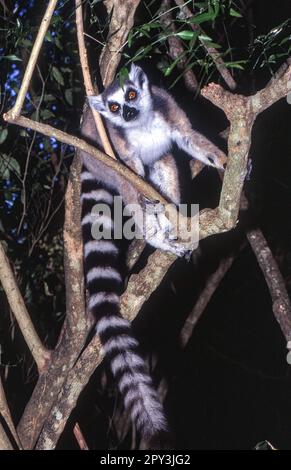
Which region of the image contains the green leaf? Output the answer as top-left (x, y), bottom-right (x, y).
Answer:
top-left (45, 31), bottom-right (53, 43)
top-left (55, 37), bottom-right (63, 50)
top-left (212, 0), bottom-right (220, 17)
top-left (0, 55), bottom-right (22, 62)
top-left (60, 67), bottom-right (72, 73)
top-left (52, 66), bottom-right (64, 86)
top-left (176, 30), bottom-right (197, 41)
top-left (199, 35), bottom-right (221, 48)
top-left (0, 154), bottom-right (10, 179)
top-left (8, 157), bottom-right (21, 176)
top-left (164, 54), bottom-right (185, 77)
top-left (198, 34), bottom-right (212, 42)
top-left (41, 109), bottom-right (55, 120)
top-left (0, 129), bottom-right (8, 145)
top-left (44, 94), bottom-right (55, 102)
top-left (229, 8), bottom-right (242, 18)
top-left (21, 38), bottom-right (32, 47)
top-left (128, 30), bottom-right (134, 48)
top-left (280, 36), bottom-right (291, 45)
top-left (134, 45), bottom-right (152, 59)
top-left (224, 61), bottom-right (246, 70)
top-left (65, 89), bottom-right (73, 106)
top-left (118, 67), bottom-right (129, 87)
top-left (188, 10), bottom-right (216, 25)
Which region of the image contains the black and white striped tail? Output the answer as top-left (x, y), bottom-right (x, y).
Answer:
top-left (81, 164), bottom-right (168, 441)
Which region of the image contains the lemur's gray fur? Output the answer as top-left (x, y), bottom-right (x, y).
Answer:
top-left (79, 64), bottom-right (225, 444)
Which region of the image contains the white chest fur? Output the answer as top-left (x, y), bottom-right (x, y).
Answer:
top-left (126, 114), bottom-right (172, 165)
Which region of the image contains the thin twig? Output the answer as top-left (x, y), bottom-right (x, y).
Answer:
top-left (180, 254), bottom-right (236, 347)
top-left (9, 0), bottom-right (58, 118)
top-left (73, 422), bottom-right (89, 450)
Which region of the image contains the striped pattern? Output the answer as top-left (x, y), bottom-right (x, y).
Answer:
top-left (81, 164), bottom-right (168, 440)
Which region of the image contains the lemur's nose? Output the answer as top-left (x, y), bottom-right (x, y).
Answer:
top-left (123, 105), bottom-right (139, 121)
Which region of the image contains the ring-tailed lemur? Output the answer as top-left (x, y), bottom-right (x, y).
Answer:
top-left (79, 64), bottom-right (225, 444)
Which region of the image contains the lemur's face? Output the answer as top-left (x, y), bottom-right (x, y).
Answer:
top-left (88, 64), bottom-right (152, 129)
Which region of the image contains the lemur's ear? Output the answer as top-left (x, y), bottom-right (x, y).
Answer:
top-left (128, 63), bottom-right (149, 89)
top-left (88, 94), bottom-right (106, 113)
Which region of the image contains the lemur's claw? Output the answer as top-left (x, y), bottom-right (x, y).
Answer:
top-left (140, 195), bottom-right (161, 210)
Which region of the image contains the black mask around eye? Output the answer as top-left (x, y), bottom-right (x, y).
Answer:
top-left (123, 104), bottom-right (139, 122)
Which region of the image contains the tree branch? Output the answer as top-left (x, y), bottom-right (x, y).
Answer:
top-left (17, 157), bottom-right (89, 449)
top-left (9, 0), bottom-right (58, 119)
top-left (75, 0), bottom-right (115, 159)
top-left (0, 423), bottom-right (13, 450)
top-left (0, 242), bottom-right (50, 372)
top-left (0, 376), bottom-right (22, 449)
top-left (73, 423), bottom-right (89, 450)
top-left (99, 0), bottom-right (141, 86)
top-left (161, 0), bottom-right (199, 93)
top-left (180, 254), bottom-right (236, 347)
top-left (247, 229), bottom-right (291, 342)
top-left (201, 62), bottom-right (291, 228)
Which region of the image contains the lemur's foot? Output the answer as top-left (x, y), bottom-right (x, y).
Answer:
top-left (143, 207), bottom-right (191, 258)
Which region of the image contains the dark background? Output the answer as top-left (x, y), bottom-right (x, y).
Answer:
top-left (1, 0), bottom-right (291, 450)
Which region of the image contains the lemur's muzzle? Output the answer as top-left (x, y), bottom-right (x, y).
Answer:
top-left (123, 105), bottom-right (139, 121)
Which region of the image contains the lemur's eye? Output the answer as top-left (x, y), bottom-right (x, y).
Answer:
top-left (128, 90), bottom-right (137, 100)
top-left (109, 103), bottom-right (119, 113)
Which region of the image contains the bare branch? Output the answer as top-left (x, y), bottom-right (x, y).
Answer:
top-left (0, 242), bottom-right (50, 372)
top-left (0, 423), bottom-right (13, 450)
top-left (250, 65), bottom-right (291, 115)
top-left (161, 0), bottom-right (198, 93)
top-left (73, 423), bottom-right (89, 450)
top-left (121, 251), bottom-right (176, 321)
top-left (180, 254), bottom-right (236, 347)
top-left (17, 157), bottom-right (89, 449)
top-left (201, 63), bottom-right (291, 228)
top-left (35, 336), bottom-right (103, 449)
top-left (247, 229), bottom-right (291, 342)
top-left (75, 0), bottom-right (115, 159)
top-left (2, 115), bottom-right (168, 209)
top-left (9, 0), bottom-right (58, 119)
top-left (99, 0), bottom-right (141, 86)
top-left (0, 376), bottom-right (22, 449)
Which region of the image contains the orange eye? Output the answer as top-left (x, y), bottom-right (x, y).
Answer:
top-left (128, 90), bottom-right (137, 100)
top-left (110, 103), bottom-right (119, 113)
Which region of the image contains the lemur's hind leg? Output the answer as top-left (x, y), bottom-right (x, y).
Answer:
top-left (148, 154), bottom-right (181, 205)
